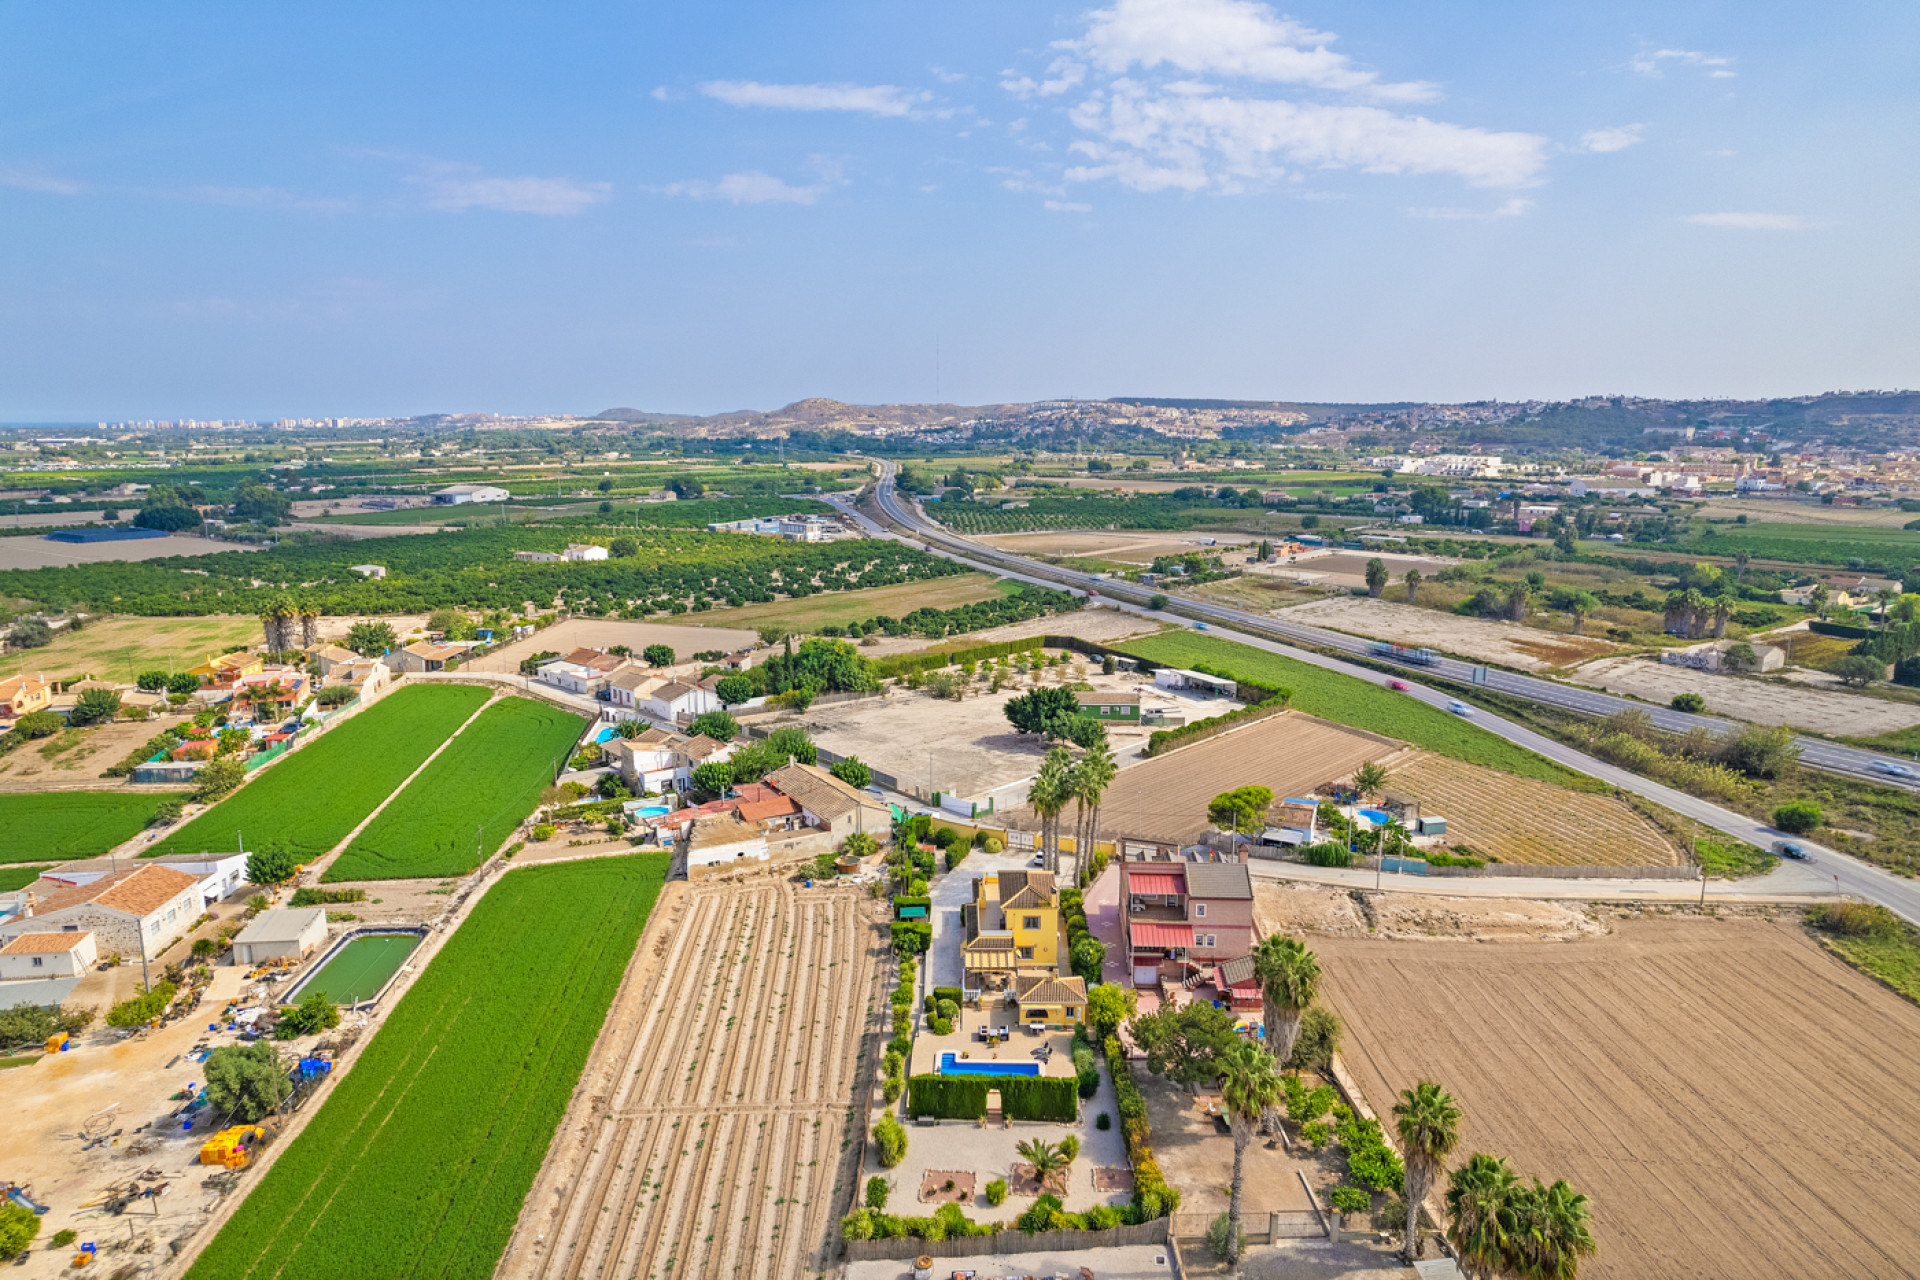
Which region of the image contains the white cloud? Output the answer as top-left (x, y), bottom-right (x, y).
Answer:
top-left (1044, 199), bottom-right (1093, 212)
top-left (175, 185), bottom-right (355, 214)
top-left (700, 80), bottom-right (927, 117)
top-left (662, 170), bottom-right (826, 205)
top-left (1580, 124), bottom-right (1645, 153)
top-left (0, 168), bottom-right (85, 195)
top-left (410, 163), bottom-right (610, 215)
top-left (1685, 212), bottom-right (1820, 231)
top-left (1001, 57), bottom-right (1088, 99)
top-left (1631, 48), bottom-right (1735, 78)
top-left (1408, 196), bottom-right (1534, 220)
top-left (1064, 86), bottom-right (1549, 191)
top-left (930, 66), bottom-right (967, 85)
top-left (1063, 0), bottom-right (1438, 102)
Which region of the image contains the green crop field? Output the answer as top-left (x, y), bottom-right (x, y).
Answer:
top-left (0, 792), bottom-right (188, 864)
top-left (1680, 523), bottom-right (1920, 571)
top-left (149, 684), bottom-right (492, 861)
top-left (325, 696), bottom-right (586, 881)
top-left (1120, 631), bottom-right (1595, 789)
top-left (0, 864), bottom-right (50, 889)
top-left (186, 853), bottom-right (670, 1280)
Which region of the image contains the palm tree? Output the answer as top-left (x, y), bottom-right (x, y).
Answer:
top-left (1681, 588), bottom-right (1708, 639)
top-left (1014, 1137), bottom-right (1069, 1194)
top-left (1352, 761), bottom-right (1387, 804)
top-left (1405, 568), bottom-right (1423, 605)
top-left (1446, 1153), bottom-right (1518, 1280)
top-left (299, 605), bottom-right (320, 647)
top-left (1218, 1039), bottom-right (1283, 1265)
top-left (1393, 1081), bottom-right (1462, 1262)
top-left (1027, 747), bottom-right (1071, 874)
top-left (1071, 749), bottom-right (1116, 887)
top-left (1510, 1177), bottom-right (1597, 1279)
top-left (1251, 934), bottom-right (1321, 1068)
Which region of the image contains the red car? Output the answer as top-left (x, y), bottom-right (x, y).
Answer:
top-left (1387, 679), bottom-right (1409, 691)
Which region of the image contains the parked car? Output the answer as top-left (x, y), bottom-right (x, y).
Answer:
top-left (1387, 680), bottom-right (1409, 691)
top-left (1870, 759), bottom-right (1915, 778)
top-left (1773, 840), bottom-right (1810, 861)
top-left (1448, 701), bottom-right (1473, 716)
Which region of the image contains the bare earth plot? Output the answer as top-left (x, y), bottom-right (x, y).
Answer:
top-left (1001, 711), bottom-right (1398, 845)
top-left (500, 878), bottom-right (885, 1280)
top-left (1571, 653), bottom-right (1920, 734)
top-left (1381, 751), bottom-right (1682, 866)
top-left (0, 533), bottom-right (263, 571)
top-left (1318, 917), bottom-right (1920, 1280)
top-left (1253, 882), bottom-right (1604, 942)
top-left (0, 614), bottom-right (261, 682)
top-left (462, 618), bottom-right (759, 673)
top-left (1274, 596), bottom-right (1620, 671)
top-left (977, 530), bottom-right (1258, 563)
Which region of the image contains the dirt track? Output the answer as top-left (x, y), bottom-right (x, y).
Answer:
top-left (499, 876), bottom-right (885, 1280)
top-left (1317, 916), bottom-right (1920, 1280)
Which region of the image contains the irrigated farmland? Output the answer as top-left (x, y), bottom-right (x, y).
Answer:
top-left (186, 853), bottom-right (671, 1280)
top-left (500, 878), bottom-right (884, 1280)
top-left (152, 682), bottom-right (492, 860)
top-left (1318, 917), bottom-right (1920, 1280)
top-left (0, 791), bottom-right (187, 863)
top-left (1382, 751), bottom-right (1682, 866)
top-left (325, 695), bottom-right (585, 881)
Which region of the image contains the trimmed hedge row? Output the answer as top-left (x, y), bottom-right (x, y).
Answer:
top-left (1143, 691), bottom-right (1293, 757)
top-left (1105, 1035), bottom-right (1179, 1218)
top-left (873, 636), bottom-right (1046, 682)
top-left (907, 1074), bottom-right (1078, 1122)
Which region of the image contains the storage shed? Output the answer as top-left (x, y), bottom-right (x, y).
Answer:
top-left (232, 908), bottom-right (327, 965)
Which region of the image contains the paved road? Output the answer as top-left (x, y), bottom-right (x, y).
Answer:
top-left (845, 463), bottom-right (1920, 926)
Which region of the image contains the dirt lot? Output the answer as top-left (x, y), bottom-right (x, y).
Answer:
top-left (460, 618), bottom-right (758, 673)
top-left (1318, 916), bottom-right (1920, 1279)
top-left (697, 572), bottom-right (1009, 632)
top-left (1141, 1068), bottom-right (1316, 1218)
top-left (1570, 653), bottom-right (1920, 733)
top-left (0, 712), bottom-right (195, 788)
top-left (0, 533), bottom-right (264, 572)
top-left (1002, 712), bottom-right (1399, 845)
top-left (1253, 882), bottom-right (1605, 942)
top-left (1271, 550), bottom-right (1459, 591)
top-left (500, 876), bottom-right (885, 1280)
top-left (1274, 596), bottom-right (1621, 671)
top-left (1381, 751), bottom-right (1682, 867)
top-left (977, 530), bottom-right (1258, 563)
top-left (0, 616), bottom-right (262, 683)
top-left (1694, 499), bottom-right (1915, 528)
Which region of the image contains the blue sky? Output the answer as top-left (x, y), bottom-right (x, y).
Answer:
top-left (2, 0), bottom-right (1914, 419)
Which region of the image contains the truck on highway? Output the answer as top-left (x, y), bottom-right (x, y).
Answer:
top-left (1370, 641), bottom-right (1439, 666)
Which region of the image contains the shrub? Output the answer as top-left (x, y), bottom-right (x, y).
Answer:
top-left (275, 990), bottom-right (342, 1040)
top-left (932, 986), bottom-right (962, 1006)
top-left (929, 1017), bottom-right (953, 1035)
top-left (531, 823), bottom-right (556, 841)
top-left (106, 981), bottom-right (177, 1028)
top-left (1060, 1133), bottom-right (1079, 1163)
top-left (1670, 692), bottom-right (1706, 712)
top-left (1205, 1212), bottom-right (1245, 1260)
top-left (1286, 1006), bottom-right (1341, 1072)
top-left (1018, 1193), bottom-right (1064, 1234)
top-left (50, 1228), bottom-right (77, 1249)
top-left (1773, 800), bottom-right (1823, 834)
top-left (840, 1208), bottom-right (874, 1241)
top-left (1329, 1185), bottom-right (1372, 1214)
top-left (935, 998), bottom-right (959, 1022)
top-left (1300, 1121), bottom-right (1330, 1149)
top-left (0, 1202), bottom-right (40, 1260)
top-left (203, 1041), bottom-right (294, 1120)
top-left (865, 1176), bottom-right (890, 1211)
top-left (1073, 1046), bottom-right (1100, 1098)
top-left (944, 843), bottom-right (969, 872)
top-left (1300, 841), bottom-right (1355, 868)
top-left (873, 1114), bottom-right (907, 1168)
top-left (982, 835), bottom-right (1003, 856)
top-left (1810, 901), bottom-right (1901, 941)
top-left (984, 1178), bottom-right (1007, 1207)
top-left (1096, 1112), bottom-right (1111, 1130)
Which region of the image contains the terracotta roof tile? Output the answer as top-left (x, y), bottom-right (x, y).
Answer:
top-left (0, 931), bottom-right (92, 954)
top-left (33, 865), bottom-right (201, 919)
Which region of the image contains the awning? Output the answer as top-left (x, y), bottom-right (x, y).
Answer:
top-left (1130, 922), bottom-right (1194, 948)
top-left (1126, 872), bottom-right (1184, 896)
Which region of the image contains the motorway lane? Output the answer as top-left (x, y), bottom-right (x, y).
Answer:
top-left (857, 462), bottom-right (1920, 924)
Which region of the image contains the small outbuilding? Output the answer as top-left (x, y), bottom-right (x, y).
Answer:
top-left (231, 907), bottom-right (328, 966)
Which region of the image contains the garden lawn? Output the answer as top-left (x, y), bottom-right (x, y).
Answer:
top-left (1120, 631), bottom-right (1590, 787)
top-left (0, 792), bottom-right (187, 864)
top-left (149, 683), bottom-right (491, 862)
top-left (185, 853), bottom-right (670, 1280)
top-left (325, 696), bottom-right (586, 881)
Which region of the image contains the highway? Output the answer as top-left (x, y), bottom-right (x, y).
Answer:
top-left (832, 461), bottom-right (1920, 925)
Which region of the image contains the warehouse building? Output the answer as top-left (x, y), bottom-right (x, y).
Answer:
top-left (231, 907), bottom-right (328, 966)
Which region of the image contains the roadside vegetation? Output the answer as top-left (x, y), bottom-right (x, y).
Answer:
top-left (1808, 902), bottom-right (1920, 1003)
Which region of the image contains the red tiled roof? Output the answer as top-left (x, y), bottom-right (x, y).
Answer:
top-left (1126, 871), bottom-right (1184, 896)
top-left (736, 796), bottom-right (802, 824)
top-left (1130, 921), bottom-right (1194, 948)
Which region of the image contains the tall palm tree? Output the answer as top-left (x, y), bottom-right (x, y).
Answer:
top-left (1510, 1177), bottom-right (1597, 1279)
top-left (1014, 1137), bottom-right (1069, 1194)
top-left (1405, 568), bottom-right (1423, 605)
top-left (1681, 588), bottom-right (1708, 639)
top-left (1446, 1153), bottom-right (1518, 1280)
top-left (1351, 760), bottom-right (1388, 804)
top-left (299, 605), bottom-right (320, 647)
top-left (1071, 749), bottom-right (1116, 887)
top-left (1251, 934), bottom-right (1321, 1068)
top-left (1027, 747), bottom-right (1071, 874)
top-left (1218, 1039), bottom-right (1283, 1265)
top-left (1393, 1081), bottom-right (1462, 1262)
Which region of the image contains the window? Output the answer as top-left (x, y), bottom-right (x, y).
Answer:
top-left (1022, 915), bottom-right (1041, 930)
top-left (30, 956), bottom-right (43, 968)
top-left (1018, 947), bottom-right (1034, 960)
top-left (1194, 903), bottom-right (1207, 918)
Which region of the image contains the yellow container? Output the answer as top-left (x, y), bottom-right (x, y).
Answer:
top-left (44, 1032), bottom-right (68, 1054)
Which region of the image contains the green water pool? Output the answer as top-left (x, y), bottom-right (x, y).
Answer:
top-left (293, 933), bottom-right (421, 1005)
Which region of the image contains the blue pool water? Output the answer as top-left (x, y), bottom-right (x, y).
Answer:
top-left (592, 726), bottom-right (617, 743)
top-left (938, 1052), bottom-right (1039, 1077)
top-left (1358, 808), bottom-right (1393, 824)
top-left (634, 805), bottom-right (670, 818)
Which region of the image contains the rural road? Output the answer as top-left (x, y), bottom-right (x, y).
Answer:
top-left (838, 464), bottom-right (1920, 926)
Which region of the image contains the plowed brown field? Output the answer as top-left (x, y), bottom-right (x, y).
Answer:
top-left (1319, 917), bottom-right (1920, 1280)
top-left (498, 878), bottom-right (886, 1280)
top-left (1383, 751), bottom-right (1682, 866)
top-left (1002, 711), bottom-right (1400, 845)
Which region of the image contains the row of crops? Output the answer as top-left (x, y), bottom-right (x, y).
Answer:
top-left (1118, 632), bottom-right (1593, 789)
top-left (147, 684), bottom-right (493, 862)
top-left (186, 853), bottom-right (672, 1280)
top-left (1679, 521), bottom-right (1920, 573)
top-left (325, 696), bottom-right (587, 882)
top-left (0, 791), bottom-right (188, 865)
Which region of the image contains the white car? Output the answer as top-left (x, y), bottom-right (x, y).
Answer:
top-left (1448, 701), bottom-right (1473, 717)
top-left (1870, 759), bottom-right (1915, 778)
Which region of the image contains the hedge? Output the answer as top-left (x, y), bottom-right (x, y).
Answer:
top-left (932, 986), bottom-right (963, 1006)
top-left (1811, 619), bottom-right (1874, 640)
top-left (906, 1074), bottom-right (1078, 1122)
top-left (872, 637), bottom-right (1046, 682)
top-left (1105, 1035), bottom-right (1179, 1218)
top-left (1142, 693), bottom-right (1291, 758)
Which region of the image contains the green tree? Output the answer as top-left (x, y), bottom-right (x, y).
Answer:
top-left (275, 991), bottom-right (341, 1039)
top-left (691, 760), bottom-right (735, 794)
top-left (1772, 800), bottom-right (1823, 834)
top-left (1404, 568), bottom-right (1423, 604)
top-left (247, 847), bottom-right (297, 885)
top-left (203, 1042), bottom-right (294, 1120)
top-left (70, 685), bottom-right (123, 725)
top-left (1148, 593), bottom-right (1170, 611)
top-left (1365, 558), bottom-right (1389, 598)
top-left (1509, 1178), bottom-right (1597, 1279)
top-left (1068, 748), bottom-right (1117, 888)
top-left (1252, 934), bottom-right (1321, 1068)
top-left (1130, 999), bottom-right (1237, 1084)
top-left (345, 620), bottom-right (398, 656)
top-left (873, 1113), bottom-right (908, 1168)
top-left (1351, 760), bottom-right (1388, 803)
top-left (1207, 785), bottom-right (1272, 846)
top-left (642, 643), bottom-right (675, 667)
top-left (1669, 692), bottom-right (1706, 713)
top-left (764, 726), bottom-right (816, 766)
top-left (1285, 1006), bottom-right (1340, 1072)
top-left (14, 709), bottom-right (62, 738)
top-left (687, 709), bottom-right (739, 741)
top-left (1393, 1081), bottom-right (1462, 1262)
top-left (1015, 1138), bottom-right (1070, 1194)
top-left (1085, 982), bottom-right (1137, 1042)
top-left (1069, 933), bottom-right (1106, 984)
top-left (1219, 1038), bottom-right (1283, 1264)
top-left (1027, 746), bottom-right (1072, 873)
top-left (1565, 590), bottom-right (1598, 634)
top-left (194, 755), bottom-right (247, 803)
top-left (136, 669), bottom-right (170, 691)
top-left (231, 483), bottom-right (292, 526)
top-left (133, 487), bottom-right (202, 532)
top-left (1447, 1154), bottom-right (1519, 1280)
top-left (166, 671), bottom-right (202, 696)
top-left (715, 674), bottom-right (754, 706)
top-left (829, 756), bottom-right (871, 789)
top-left (1828, 654), bottom-right (1885, 688)
top-left (608, 536), bottom-right (638, 557)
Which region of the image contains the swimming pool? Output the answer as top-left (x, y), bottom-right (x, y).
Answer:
top-left (1358, 808), bottom-right (1393, 825)
top-left (632, 805), bottom-right (670, 818)
top-left (591, 726), bottom-right (617, 744)
top-left (938, 1052), bottom-right (1039, 1077)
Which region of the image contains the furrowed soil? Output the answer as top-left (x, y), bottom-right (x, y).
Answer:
top-left (1571, 653), bottom-right (1920, 734)
top-left (1273, 596), bottom-right (1622, 670)
top-left (1381, 751), bottom-right (1683, 866)
top-left (499, 877), bottom-right (886, 1280)
top-left (1318, 916), bottom-right (1920, 1280)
